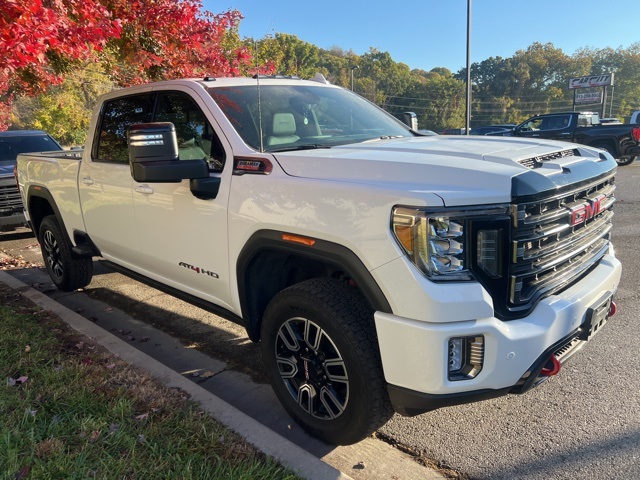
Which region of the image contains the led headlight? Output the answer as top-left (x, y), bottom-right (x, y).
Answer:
top-left (392, 205), bottom-right (509, 281)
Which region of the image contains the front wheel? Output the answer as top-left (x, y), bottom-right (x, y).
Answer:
top-left (39, 215), bottom-right (93, 291)
top-left (261, 278), bottom-right (393, 445)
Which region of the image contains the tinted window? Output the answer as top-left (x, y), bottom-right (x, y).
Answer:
top-left (96, 94), bottom-right (154, 162)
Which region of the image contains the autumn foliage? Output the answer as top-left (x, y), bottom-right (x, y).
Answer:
top-left (0, 0), bottom-right (252, 130)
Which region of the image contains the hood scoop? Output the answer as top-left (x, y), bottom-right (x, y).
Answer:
top-left (518, 148), bottom-right (579, 169)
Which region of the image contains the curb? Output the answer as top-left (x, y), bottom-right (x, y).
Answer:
top-left (0, 269), bottom-right (352, 480)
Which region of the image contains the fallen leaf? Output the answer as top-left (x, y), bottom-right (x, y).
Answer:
top-left (200, 371), bottom-right (215, 379)
top-left (16, 376), bottom-right (28, 384)
top-left (135, 413), bottom-right (149, 420)
top-left (24, 345), bottom-right (31, 353)
top-left (140, 336), bottom-right (150, 342)
top-left (105, 364), bottom-right (116, 370)
top-left (89, 430), bottom-right (100, 443)
top-left (138, 434), bottom-right (145, 444)
top-left (104, 307), bottom-right (113, 313)
top-left (7, 377), bottom-right (16, 386)
top-left (13, 466), bottom-right (30, 480)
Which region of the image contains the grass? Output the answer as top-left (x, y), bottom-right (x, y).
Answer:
top-left (0, 283), bottom-right (300, 480)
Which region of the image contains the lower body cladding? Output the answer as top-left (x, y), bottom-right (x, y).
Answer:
top-left (374, 253), bottom-right (622, 416)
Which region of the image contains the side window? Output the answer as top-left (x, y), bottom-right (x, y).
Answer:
top-left (154, 91), bottom-right (225, 171)
top-left (96, 94), bottom-right (154, 162)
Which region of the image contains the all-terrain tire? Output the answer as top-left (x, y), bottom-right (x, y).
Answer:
top-left (39, 215), bottom-right (93, 291)
top-left (260, 277), bottom-right (393, 445)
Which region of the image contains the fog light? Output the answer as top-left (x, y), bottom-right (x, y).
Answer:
top-left (448, 335), bottom-right (485, 381)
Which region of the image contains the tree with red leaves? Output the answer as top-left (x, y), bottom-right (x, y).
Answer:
top-left (0, 0), bottom-right (253, 130)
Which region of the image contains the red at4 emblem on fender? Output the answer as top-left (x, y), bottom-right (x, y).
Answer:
top-left (570, 194), bottom-right (607, 226)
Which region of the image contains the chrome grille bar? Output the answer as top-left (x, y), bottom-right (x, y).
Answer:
top-left (508, 174), bottom-right (615, 309)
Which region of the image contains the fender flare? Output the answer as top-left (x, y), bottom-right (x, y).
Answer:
top-left (236, 229), bottom-right (392, 341)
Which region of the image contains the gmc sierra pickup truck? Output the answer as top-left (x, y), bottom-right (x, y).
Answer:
top-left (0, 130), bottom-right (62, 228)
top-left (16, 76), bottom-right (621, 445)
top-left (496, 111), bottom-right (640, 166)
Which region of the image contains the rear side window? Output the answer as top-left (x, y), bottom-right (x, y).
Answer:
top-left (95, 94), bottom-right (154, 162)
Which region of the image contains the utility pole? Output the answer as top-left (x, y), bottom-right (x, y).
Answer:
top-left (465, 0), bottom-right (472, 135)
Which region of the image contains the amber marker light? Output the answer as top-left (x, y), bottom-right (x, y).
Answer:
top-left (281, 233), bottom-right (316, 246)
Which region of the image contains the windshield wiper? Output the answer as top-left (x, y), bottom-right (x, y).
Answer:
top-left (269, 144), bottom-right (332, 152)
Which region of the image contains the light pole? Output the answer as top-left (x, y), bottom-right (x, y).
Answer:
top-left (350, 65), bottom-right (359, 91)
top-left (465, 0), bottom-right (472, 135)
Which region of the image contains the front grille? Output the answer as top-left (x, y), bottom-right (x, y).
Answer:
top-left (0, 181), bottom-right (23, 215)
top-left (508, 173), bottom-right (615, 314)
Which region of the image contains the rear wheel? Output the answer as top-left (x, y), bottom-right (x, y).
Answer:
top-left (615, 156), bottom-right (636, 166)
top-left (261, 278), bottom-right (393, 445)
top-left (39, 215), bottom-right (93, 291)
top-left (592, 142), bottom-right (632, 166)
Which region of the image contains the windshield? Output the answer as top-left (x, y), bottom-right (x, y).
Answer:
top-left (207, 84), bottom-right (411, 152)
top-left (0, 134), bottom-right (62, 163)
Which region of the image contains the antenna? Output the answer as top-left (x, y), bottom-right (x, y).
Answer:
top-left (255, 40), bottom-right (264, 153)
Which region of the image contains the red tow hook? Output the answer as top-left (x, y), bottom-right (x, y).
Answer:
top-left (541, 355), bottom-right (561, 377)
top-left (609, 301), bottom-right (617, 317)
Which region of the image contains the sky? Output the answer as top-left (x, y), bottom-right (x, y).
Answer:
top-left (212, 0), bottom-right (639, 73)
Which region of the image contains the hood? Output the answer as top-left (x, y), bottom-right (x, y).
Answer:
top-left (0, 161), bottom-right (15, 177)
top-left (271, 136), bottom-right (590, 206)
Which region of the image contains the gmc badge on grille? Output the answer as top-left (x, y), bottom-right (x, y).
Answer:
top-left (570, 194), bottom-right (607, 226)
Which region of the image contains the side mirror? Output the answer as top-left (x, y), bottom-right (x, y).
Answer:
top-left (127, 122), bottom-right (208, 183)
top-left (401, 112), bottom-right (419, 131)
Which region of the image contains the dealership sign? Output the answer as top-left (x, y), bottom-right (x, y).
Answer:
top-left (569, 74), bottom-right (614, 89)
top-left (575, 91), bottom-right (603, 104)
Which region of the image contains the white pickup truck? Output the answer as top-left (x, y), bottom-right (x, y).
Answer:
top-left (16, 76), bottom-right (621, 445)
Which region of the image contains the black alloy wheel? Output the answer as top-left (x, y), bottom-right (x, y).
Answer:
top-left (261, 278), bottom-right (393, 445)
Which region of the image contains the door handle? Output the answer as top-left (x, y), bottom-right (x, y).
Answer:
top-left (81, 177), bottom-right (95, 186)
top-left (135, 185), bottom-right (154, 195)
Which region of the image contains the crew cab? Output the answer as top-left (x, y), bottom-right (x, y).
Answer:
top-left (16, 76), bottom-right (622, 445)
top-left (495, 112), bottom-right (640, 166)
top-left (0, 130), bottom-right (63, 228)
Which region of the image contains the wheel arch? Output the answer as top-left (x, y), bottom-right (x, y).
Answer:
top-left (588, 138), bottom-right (619, 157)
top-left (25, 185), bottom-right (99, 257)
top-left (236, 230), bottom-right (392, 342)
top-left (25, 185), bottom-right (58, 237)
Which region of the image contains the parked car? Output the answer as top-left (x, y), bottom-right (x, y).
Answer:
top-left (0, 130), bottom-right (63, 229)
top-left (470, 124), bottom-right (517, 136)
top-left (439, 128), bottom-right (469, 135)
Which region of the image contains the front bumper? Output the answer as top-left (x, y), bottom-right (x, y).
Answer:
top-left (0, 210), bottom-right (26, 227)
top-left (0, 176), bottom-right (26, 227)
top-left (374, 253), bottom-right (621, 415)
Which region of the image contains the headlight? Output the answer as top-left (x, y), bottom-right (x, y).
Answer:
top-left (392, 205), bottom-right (510, 282)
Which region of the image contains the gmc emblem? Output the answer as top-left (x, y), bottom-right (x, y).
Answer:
top-left (570, 194), bottom-right (606, 226)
